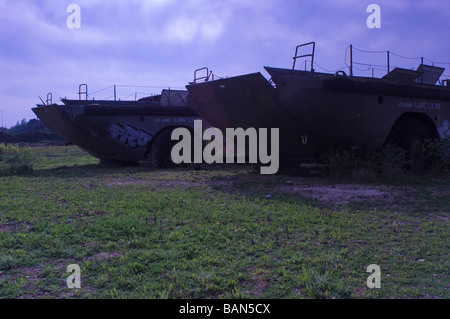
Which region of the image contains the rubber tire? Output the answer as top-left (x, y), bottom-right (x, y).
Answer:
top-left (149, 129), bottom-right (178, 169)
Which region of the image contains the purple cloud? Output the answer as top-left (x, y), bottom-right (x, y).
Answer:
top-left (0, 0), bottom-right (449, 127)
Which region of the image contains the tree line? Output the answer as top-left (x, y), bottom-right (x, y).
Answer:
top-left (0, 119), bottom-right (66, 144)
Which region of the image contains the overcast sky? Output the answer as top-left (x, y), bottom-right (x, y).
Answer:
top-left (1, 0), bottom-right (449, 128)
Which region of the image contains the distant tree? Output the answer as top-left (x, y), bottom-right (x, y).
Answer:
top-left (10, 119), bottom-right (29, 135)
top-left (0, 131), bottom-right (11, 144)
top-left (7, 118), bottom-right (66, 143)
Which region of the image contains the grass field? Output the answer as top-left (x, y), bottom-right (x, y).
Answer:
top-left (0, 145), bottom-right (449, 299)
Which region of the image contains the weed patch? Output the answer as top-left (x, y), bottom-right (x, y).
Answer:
top-left (0, 154), bottom-right (33, 176)
top-left (323, 140), bottom-right (450, 182)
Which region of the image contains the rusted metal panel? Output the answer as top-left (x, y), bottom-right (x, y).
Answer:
top-left (186, 45), bottom-right (450, 163)
top-left (32, 89), bottom-right (206, 163)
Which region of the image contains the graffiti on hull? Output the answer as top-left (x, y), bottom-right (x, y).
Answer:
top-left (109, 123), bottom-right (153, 148)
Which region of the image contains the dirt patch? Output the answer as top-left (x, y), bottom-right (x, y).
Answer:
top-left (282, 184), bottom-right (389, 205)
top-left (244, 266), bottom-right (271, 297)
top-left (0, 224), bottom-right (14, 233)
top-left (209, 175), bottom-right (450, 218)
top-left (428, 214), bottom-right (450, 224)
top-left (0, 222), bottom-right (32, 234)
top-left (205, 173), bottom-right (394, 206)
top-left (102, 169), bottom-right (449, 214)
top-left (105, 177), bottom-right (204, 189)
top-left (84, 252), bottom-right (122, 262)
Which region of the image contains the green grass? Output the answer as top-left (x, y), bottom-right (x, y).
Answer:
top-left (0, 145), bottom-right (448, 299)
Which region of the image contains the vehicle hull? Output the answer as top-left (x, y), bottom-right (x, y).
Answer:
top-left (186, 67), bottom-right (450, 162)
top-left (32, 100), bottom-right (204, 163)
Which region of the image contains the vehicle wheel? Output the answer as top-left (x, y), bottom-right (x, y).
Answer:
top-left (148, 128), bottom-right (178, 169)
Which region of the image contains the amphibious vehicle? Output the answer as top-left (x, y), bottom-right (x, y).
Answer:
top-left (186, 42), bottom-right (450, 165)
top-left (32, 86), bottom-right (207, 167)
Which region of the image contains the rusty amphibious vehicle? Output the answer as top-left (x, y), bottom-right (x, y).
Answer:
top-left (186, 42), bottom-right (450, 166)
top-left (33, 42), bottom-right (450, 169)
top-left (32, 86), bottom-right (207, 167)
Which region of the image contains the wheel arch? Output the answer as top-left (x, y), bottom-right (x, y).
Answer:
top-left (386, 112), bottom-right (440, 144)
top-left (146, 125), bottom-right (194, 155)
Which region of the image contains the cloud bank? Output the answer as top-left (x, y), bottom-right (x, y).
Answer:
top-left (0, 0), bottom-right (449, 127)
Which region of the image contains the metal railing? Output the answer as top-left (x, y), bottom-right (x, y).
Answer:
top-left (78, 84), bottom-right (88, 101)
top-left (193, 67), bottom-right (212, 83)
top-left (348, 45), bottom-right (450, 84)
top-left (292, 42), bottom-right (315, 72)
top-left (46, 93), bottom-right (53, 105)
top-left (191, 67), bottom-right (225, 83)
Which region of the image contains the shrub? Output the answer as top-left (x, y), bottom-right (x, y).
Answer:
top-left (323, 147), bottom-right (362, 177)
top-left (0, 143), bottom-right (19, 155)
top-left (323, 144), bottom-right (406, 181)
top-left (372, 143), bottom-right (406, 180)
top-left (0, 255), bottom-right (17, 270)
top-left (323, 139), bottom-right (449, 180)
top-left (0, 153), bottom-right (33, 176)
top-left (411, 137), bottom-right (450, 173)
